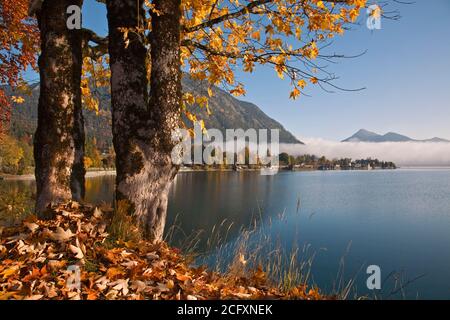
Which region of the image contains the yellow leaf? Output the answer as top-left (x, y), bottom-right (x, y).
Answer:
top-left (289, 87), bottom-right (301, 100)
top-left (11, 96), bottom-right (25, 104)
top-left (0, 266), bottom-right (19, 279)
top-left (0, 292), bottom-right (17, 300)
top-left (297, 79), bottom-right (307, 89)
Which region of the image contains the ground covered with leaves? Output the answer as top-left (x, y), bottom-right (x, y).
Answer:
top-left (0, 202), bottom-right (326, 300)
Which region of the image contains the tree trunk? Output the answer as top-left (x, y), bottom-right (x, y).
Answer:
top-left (107, 0), bottom-right (181, 242)
top-left (34, 0), bottom-right (85, 214)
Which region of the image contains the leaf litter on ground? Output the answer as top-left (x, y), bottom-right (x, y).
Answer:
top-left (0, 202), bottom-right (326, 300)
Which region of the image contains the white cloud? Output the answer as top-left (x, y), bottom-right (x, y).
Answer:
top-left (280, 138), bottom-right (450, 167)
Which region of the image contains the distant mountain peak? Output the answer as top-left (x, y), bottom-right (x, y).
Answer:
top-left (342, 129), bottom-right (449, 143)
top-left (356, 128), bottom-right (376, 134)
top-left (423, 137), bottom-right (450, 143)
top-left (381, 132), bottom-right (412, 142)
top-left (342, 129), bottom-right (381, 142)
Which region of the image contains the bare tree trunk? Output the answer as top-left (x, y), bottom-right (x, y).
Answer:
top-left (34, 0), bottom-right (85, 214)
top-left (107, 0), bottom-right (181, 242)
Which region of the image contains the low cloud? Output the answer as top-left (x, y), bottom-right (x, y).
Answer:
top-left (280, 138), bottom-right (450, 167)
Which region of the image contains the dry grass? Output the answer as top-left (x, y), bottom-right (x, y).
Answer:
top-left (165, 205), bottom-right (325, 296)
top-left (0, 202), bottom-right (328, 300)
top-left (107, 200), bottom-right (142, 243)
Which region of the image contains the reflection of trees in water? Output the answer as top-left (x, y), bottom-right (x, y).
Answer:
top-left (84, 176), bottom-right (115, 204)
top-left (0, 176), bottom-right (117, 227)
top-left (0, 181), bottom-right (34, 226)
top-left (166, 172), bottom-right (284, 251)
top-left (1, 173), bottom-right (288, 251)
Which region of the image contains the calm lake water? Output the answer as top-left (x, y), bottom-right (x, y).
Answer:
top-left (1, 169), bottom-right (450, 299)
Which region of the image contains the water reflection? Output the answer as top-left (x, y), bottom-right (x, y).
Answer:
top-left (0, 180), bottom-right (34, 226)
top-left (1, 169), bottom-right (450, 299)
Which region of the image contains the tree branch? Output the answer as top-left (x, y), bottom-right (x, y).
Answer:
top-left (82, 29), bottom-right (108, 59)
top-left (183, 0), bottom-right (272, 33)
top-left (28, 0), bottom-right (44, 16)
top-left (183, 0), bottom-right (352, 33)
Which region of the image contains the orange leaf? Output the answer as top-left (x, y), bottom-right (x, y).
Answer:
top-left (176, 274), bottom-right (191, 282)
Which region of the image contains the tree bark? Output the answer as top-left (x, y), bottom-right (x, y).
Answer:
top-left (107, 0), bottom-right (181, 242)
top-left (34, 0), bottom-right (85, 214)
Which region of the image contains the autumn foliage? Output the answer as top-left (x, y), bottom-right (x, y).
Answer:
top-left (0, 0), bottom-right (368, 133)
top-left (179, 0), bottom-right (367, 98)
top-left (86, 0), bottom-right (368, 129)
top-left (0, 0), bottom-right (39, 133)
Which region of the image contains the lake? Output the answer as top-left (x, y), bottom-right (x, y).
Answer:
top-left (1, 169), bottom-right (450, 299)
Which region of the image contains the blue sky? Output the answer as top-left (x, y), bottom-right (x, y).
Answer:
top-left (238, 1), bottom-right (450, 141)
top-left (24, 0), bottom-right (450, 141)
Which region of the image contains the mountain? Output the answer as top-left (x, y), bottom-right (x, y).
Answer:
top-left (378, 132), bottom-right (412, 142)
top-left (182, 77), bottom-right (302, 144)
top-left (422, 137), bottom-right (450, 143)
top-left (4, 78), bottom-right (302, 151)
top-left (342, 129), bottom-right (382, 142)
top-left (342, 129), bottom-right (449, 143)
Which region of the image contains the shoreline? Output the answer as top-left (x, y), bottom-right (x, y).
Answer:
top-left (0, 170), bottom-right (116, 181)
top-left (3, 166), bottom-right (450, 181)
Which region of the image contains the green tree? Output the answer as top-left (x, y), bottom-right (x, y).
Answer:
top-left (17, 137), bottom-right (34, 169)
top-left (279, 152), bottom-right (290, 165)
top-left (0, 135), bottom-right (24, 174)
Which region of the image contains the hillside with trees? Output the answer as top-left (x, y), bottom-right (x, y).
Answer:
top-left (3, 77), bottom-right (301, 155)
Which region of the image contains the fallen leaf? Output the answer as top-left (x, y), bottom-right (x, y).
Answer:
top-left (121, 261), bottom-right (138, 269)
top-left (146, 252), bottom-right (159, 261)
top-left (156, 282), bottom-right (170, 293)
top-left (67, 292), bottom-right (80, 300)
top-left (69, 244), bottom-right (84, 259)
top-left (70, 201), bottom-right (80, 210)
top-left (130, 280), bottom-right (147, 293)
top-left (95, 276), bottom-right (109, 291)
top-left (24, 295), bottom-right (43, 300)
top-left (176, 274), bottom-right (191, 282)
top-left (106, 267), bottom-right (125, 280)
top-left (86, 290), bottom-right (99, 300)
top-left (93, 207), bottom-right (102, 219)
top-left (105, 289), bottom-right (118, 299)
top-left (0, 266), bottom-right (19, 279)
top-left (47, 260), bottom-right (67, 271)
top-left (0, 292), bottom-right (16, 300)
top-left (24, 222), bottom-right (39, 233)
top-left (0, 245), bottom-right (6, 258)
top-left (111, 279), bottom-right (129, 296)
top-left (46, 227), bottom-right (75, 242)
top-left (142, 268), bottom-right (153, 277)
top-left (22, 267), bottom-right (42, 282)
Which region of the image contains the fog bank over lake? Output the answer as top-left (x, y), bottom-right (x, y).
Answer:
top-left (281, 139), bottom-right (450, 167)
